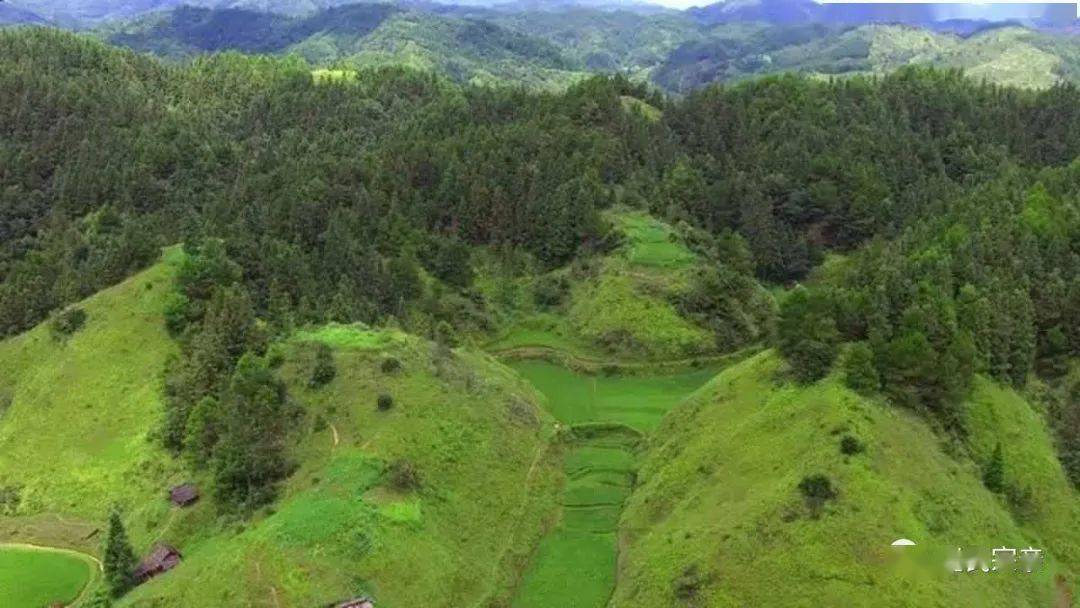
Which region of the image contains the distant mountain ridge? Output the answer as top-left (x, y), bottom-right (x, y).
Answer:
top-left (0, 2), bottom-right (49, 25)
top-left (688, 0), bottom-right (1078, 30)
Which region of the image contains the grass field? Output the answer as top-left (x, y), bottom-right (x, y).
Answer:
top-left (509, 360), bottom-right (716, 607)
top-left (612, 351), bottom-right (1080, 607)
top-left (0, 545), bottom-right (95, 607)
top-left (609, 210), bottom-right (696, 270)
top-left (509, 360), bottom-right (717, 431)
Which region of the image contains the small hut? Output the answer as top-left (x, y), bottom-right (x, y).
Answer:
top-left (169, 483), bottom-right (199, 507)
top-left (133, 544), bottom-right (182, 583)
top-left (334, 598), bottom-right (375, 608)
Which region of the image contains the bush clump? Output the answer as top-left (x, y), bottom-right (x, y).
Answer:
top-left (798, 473), bottom-right (838, 516)
top-left (50, 306), bottom-right (87, 338)
top-left (533, 274), bottom-right (569, 308)
top-left (376, 393), bottom-right (394, 411)
top-left (983, 443), bottom-right (1005, 493)
top-left (842, 342), bottom-right (879, 394)
top-left (309, 343), bottom-right (336, 388)
top-left (386, 459), bottom-right (421, 491)
top-left (380, 357), bottom-right (401, 374)
top-left (840, 435), bottom-right (864, 456)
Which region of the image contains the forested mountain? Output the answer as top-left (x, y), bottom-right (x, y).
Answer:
top-left (110, 3), bottom-right (401, 55)
top-left (655, 23), bottom-right (1080, 91)
top-left (0, 3), bottom-right (48, 25)
top-left (688, 0), bottom-right (1078, 30)
top-left (89, 2), bottom-right (1080, 92)
top-left (4, 0), bottom-right (365, 25)
top-left (0, 21), bottom-right (1078, 608)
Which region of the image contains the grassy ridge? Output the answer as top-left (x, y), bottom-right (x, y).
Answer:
top-left (123, 327), bottom-right (561, 607)
top-left (613, 351), bottom-right (1079, 607)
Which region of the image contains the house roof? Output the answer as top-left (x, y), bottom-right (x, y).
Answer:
top-left (169, 483), bottom-right (199, 505)
top-left (134, 543), bottom-right (182, 579)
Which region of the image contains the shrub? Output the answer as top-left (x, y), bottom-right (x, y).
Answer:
top-left (534, 274), bottom-right (569, 308)
top-left (982, 443), bottom-right (1005, 493)
top-left (50, 306), bottom-right (87, 338)
top-left (673, 565), bottom-right (705, 600)
top-left (0, 484), bottom-right (20, 516)
top-left (377, 393), bottom-right (394, 411)
top-left (380, 357), bottom-right (401, 374)
top-left (163, 293), bottom-right (191, 336)
top-left (264, 343), bottom-right (286, 369)
top-left (434, 320), bottom-right (459, 348)
top-left (386, 459), bottom-right (421, 491)
top-left (309, 344), bottom-right (336, 388)
top-left (842, 342), bottom-right (879, 394)
top-left (840, 435), bottom-right (864, 456)
top-left (798, 473), bottom-right (837, 516)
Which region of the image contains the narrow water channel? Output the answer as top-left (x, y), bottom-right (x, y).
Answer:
top-left (508, 361), bottom-right (716, 608)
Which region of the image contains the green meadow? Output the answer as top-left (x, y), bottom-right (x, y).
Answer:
top-left (509, 360), bottom-right (717, 431)
top-left (509, 360), bottom-right (716, 607)
top-left (0, 545), bottom-right (95, 607)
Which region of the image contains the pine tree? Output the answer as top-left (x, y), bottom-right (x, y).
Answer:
top-left (102, 509), bottom-right (137, 597)
top-left (983, 443), bottom-right (1005, 494)
top-left (842, 342), bottom-right (879, 394)
top-left (211, 354), bottom-right (293, 510)
top-left (309, 343), bottom-right (336, 388)
top-left (777, 287), bottom-right (840, 383)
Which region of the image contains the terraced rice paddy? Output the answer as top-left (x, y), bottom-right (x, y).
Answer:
top-left (509, 361), bottom-right (717, 431)
top-left (509, 361), bottom-right (715, 607)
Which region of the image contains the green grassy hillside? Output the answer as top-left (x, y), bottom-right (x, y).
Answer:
top-left (613, 350), bottom-right (1079, 607)
top-left (0, 251), bottom-right (563, 607)
top-left (490, 210), bottom-right (772, 362)
top-left (125, 327), bottom-right (561, 607)
top-left (0, 248), bottom-right (184, 540)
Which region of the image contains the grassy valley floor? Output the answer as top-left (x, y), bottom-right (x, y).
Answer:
top-left (508, 359), bottom-right (720, 607)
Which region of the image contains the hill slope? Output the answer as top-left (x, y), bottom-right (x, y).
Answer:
top-left (0, 250), bottom-right (562, 607)
top-left (0, 249), bottom-right (183, 531)
top-left (613, 351), bottom-right (1079, 606)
